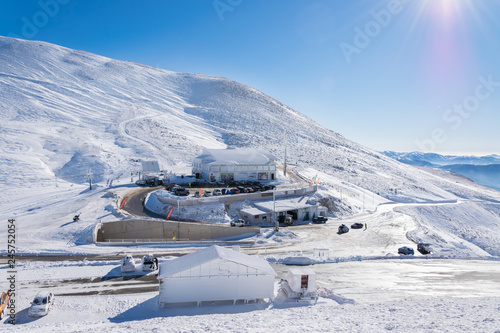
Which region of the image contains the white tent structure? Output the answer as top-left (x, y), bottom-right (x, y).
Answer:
top-left (192, 148), bottom-right (276, 183)
top-left (157, 245), bottom-right (276, 307)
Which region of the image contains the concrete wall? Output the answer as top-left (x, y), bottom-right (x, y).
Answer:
top-left (97, 219), bottom-right (260, 242)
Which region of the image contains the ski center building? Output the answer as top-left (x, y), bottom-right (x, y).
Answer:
top-left (240, 198), bottom-right (328, 225)
top-left (192, 148), bottom-right (277, 183)
top-left (157, 245), bottom-right (276, 307)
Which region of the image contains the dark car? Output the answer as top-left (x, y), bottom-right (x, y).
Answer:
top-left (351, 223), bottom-right (363, 229)
top-left (312, 216), bottom-right (328, 224)
top-left (338, 224), bottom-right (349, 234)
top-left (135, 179), bottom-right (146, 186)
top-left (230, 188), bottom-right (241, 194)
top-left (398, 246), bottom-right (414, 255)
top-left (174, 188), bottom-right (190, 196)
top-left (252, 185), bottom-right (263, 192)
top-left (417, 243), bottom-right (432, 254)
top-left (237, 186), bottom-right (248, 193)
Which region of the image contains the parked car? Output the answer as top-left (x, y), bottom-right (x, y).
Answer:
top-left (204, 190), bottom-right (212, 197)
top-left (213, 189), bottom-right (222, 196)
top-left (237, 186), bottom-right (248, 193)
top-left (398, 246), bottom-right (415, 255)
top-left (262, 185), bottom-right (276, 191)
top-left (351, 223), bottom-right (363, 229)
top-left (142, 254), bottom-right (158, 272)
top-left (0, 290), bottom-right (11, 319)
top-left (243, 187), bottom-right (254, 193)
top-left (135, 179), bottom-right (146, 186)
top-left (174, 188), bottom-right (190, 196)
top-left (121, 254), bottom-right (136, 273)
top-left (28, 292), bottom-right (54, 317)
top-left (251, 185), bottom-right (263, 192)
top-left (312, 216), bottom-right (328, 224)
top-left (164, 183), bottom-right (178, 191)
top-left (221, 188), bottom-right (230, 195)
top-left (338, 224), bottom-right (349, 234)
top-left (230, 188), bottom-right (241, 194)
top-left (231, 219), bottom-right (246, 227)
top-left (417, 243), bottom-right (433, 254)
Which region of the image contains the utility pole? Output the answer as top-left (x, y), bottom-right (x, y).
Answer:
top-left (177, 199), bottom-right (180, 240)
top-left (273, 187), bottom-right (276, 225)
top-left (87, 168), bottom-right (93, 190)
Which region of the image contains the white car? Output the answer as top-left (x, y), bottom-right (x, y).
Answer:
top-left (231, 219), bottom-right (246, 227)
top-left (28, 292), bottom-right (54, 317)
top-left (142, 253), bottom-right (157, 272)
top-left (121, 254), bottom-right (136, 273)
top-left (213, 189), bottom-right (222, 196)
top-left (204, 190), bottom-right (212, 197)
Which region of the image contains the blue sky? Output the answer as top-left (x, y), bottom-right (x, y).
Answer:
top-left (1, 0), bottom-right (500, 155)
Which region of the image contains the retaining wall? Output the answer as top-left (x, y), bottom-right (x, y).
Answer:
top-left (96, 219), bottom-right (260, 243)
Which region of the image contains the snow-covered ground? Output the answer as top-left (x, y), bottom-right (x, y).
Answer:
top-left (5, 258), bottom-right (500, 332)
top-left (1, 37), bottom-right (500, 331)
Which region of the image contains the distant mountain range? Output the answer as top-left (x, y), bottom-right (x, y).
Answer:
top-left (382, 151), bottom-right (500, 191)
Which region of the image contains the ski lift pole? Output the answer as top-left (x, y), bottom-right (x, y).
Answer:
top-left (87, 168), bottom-right (93, 190)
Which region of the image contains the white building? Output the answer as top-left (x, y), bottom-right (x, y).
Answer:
top-left (240, 198), bottom-right (328, 225)
top-left (192, 148), bottom-right (277, 183)
top-left (281, 268), bottom-right (318, 302)
top-left (157, 245), bottom-right (276, 307)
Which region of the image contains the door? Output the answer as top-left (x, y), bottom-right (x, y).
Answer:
top-left (301, 275), bottom-right (309, 289)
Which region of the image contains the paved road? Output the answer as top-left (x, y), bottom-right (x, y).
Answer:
top-left (120, 186), bottom-right (164, 218)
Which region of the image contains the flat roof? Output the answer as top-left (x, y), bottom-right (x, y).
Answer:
top-left (255, 199), bottom-right (316, 213)
top-left (240, 207), bottom-right (269, 216)
top-left (196, 148), bottom-right (276, 165)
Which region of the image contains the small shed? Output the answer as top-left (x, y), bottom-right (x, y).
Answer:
top-left (286, 268), bottom-right (316, 294)
top-left (157, 245), bottom-right (276, 307)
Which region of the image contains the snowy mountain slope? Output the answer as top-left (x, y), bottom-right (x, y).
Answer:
top-left (1, 36), bottom-right (500, 256)
top-left (2, 36), bottom-right (497, 204)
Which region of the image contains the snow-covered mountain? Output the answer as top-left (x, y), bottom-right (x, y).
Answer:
top-left (382, 151), bottom-right (500, 166)
top-left (0, 36), bottom-right (490, 202)
top-left (382, 151), bottom-right (500, 191)
top-left (1, 36), bottom-right (500, 257)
